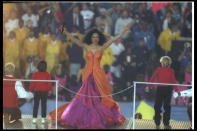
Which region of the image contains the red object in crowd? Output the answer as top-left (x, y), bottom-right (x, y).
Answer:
top-left (29, 72), bottom-right (52, 92)
top-left (151, 2), bottom-right (169, 13)
top-left (55, 11), bottom-right (65, 24)
top-left (148, 66), bottom-right (177, 87)
top-left (3, 76), bottom-right (18, 108)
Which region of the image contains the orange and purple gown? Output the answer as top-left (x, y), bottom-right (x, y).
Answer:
top-left (49, 51), bottom-right (125, 129)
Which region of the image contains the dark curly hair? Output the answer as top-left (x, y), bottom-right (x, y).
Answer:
top-left (37, 60), bottom-right (47, 72)
top-left (83, 28), bottom-right (106, 46)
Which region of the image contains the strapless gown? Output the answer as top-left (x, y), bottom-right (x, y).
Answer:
top-left (49, 51), bottom-right (125, 129)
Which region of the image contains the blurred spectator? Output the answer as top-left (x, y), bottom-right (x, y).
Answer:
top-left (52, 3), bottom-right (65, 41)
top-left (67, 75), bottom-right (80, 100)
top-left (176, 43), bottom-right (192, 82)
top-left (38, 26), bottom-right (52, 60)
top-left (52, 64), bottom-right (68, 101)
top-left (134, 3), bottom-right (154, 24)
top-left (118, 45), bottom-right (137, 89)
top-left (170, 4), bottom-right (182, 22)
top-left (114, 9), bottom-right (133, 39)
top-left (158, 20), bottom-right (181, 56)
top-left (67, 35), bottom-right (85, 77)
top-left (23, 31), bottom-right (39, 70)
top-left (110, 38), bottom-right (125, 57)
top-left (3, 3), bottom-right (18, 22)
top-left (3, 31), bottom-right (20, 77)
top-left (5, 11), bottom-right (19, 36)
top-left (14, 19), bottom-right (30, 46)
top-left (134, 39), bottom-right (149, 74)
top-left (45, 33), bottom-right (61, 74)
top-left (65, 5), bottom-right (84, 33)
top-left (53, 3), bottom-right (65, 25)
top-left (178, 43), bottom-right (192, 70)
top-left (173, 61), bottom-right (192, 94)
top-left (90, 3), bottom-right (102, 19)
top-left (181, 3), bottom-right (192, 37)
top-left (107, 3), bottom-right (122, 36)
top-left (135, 74), bottom-right (148, 100)
top-left (145, 51), bottom-right (160, 81)
top-left (59, 41), bottom-right (69, 65)
top-left (25, 56), bottom-right (40, 79)
top-left (61, 59), bottom-right (70, 79)
top-left (37, 4), bottom-right (53, 32)
top-left (109, 38), bottom-right (125, 80)
top-left (22, 7), bottom-right (39, 29)
top-left (183, 62), bottom-right (192, 85)
top-left (22, 32), bottom-right (39, 75)
top-left (95, 8), bottom-right (112, 34)
top-left (162, 11), bottom-right (172, 30)
top-left (80, 3), bottom-right (95, 33)
top-left (131, 22), bottom-right (156, 50)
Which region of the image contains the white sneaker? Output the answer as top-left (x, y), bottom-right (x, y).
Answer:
top-left (41, 118), bottom-right (45, 123)
top-left (32, 118), bottom-right (37, 124)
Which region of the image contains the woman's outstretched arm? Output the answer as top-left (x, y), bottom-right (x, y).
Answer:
top-left (101, 21), bottom-right (134, 50)
top-left (62, 27), bottom-right (88, 49)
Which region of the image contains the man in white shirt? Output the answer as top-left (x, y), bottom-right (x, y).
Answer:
top-left (110, 38), bottom-right (125, 56)
top-left (5, 12), bottom-right (19, 36)
top-left (66, 6), bottom-right (84, 33)
top-left (163, 11), bottom-right (172, 30)
top-left (115, 10), bottom-right (133, 39)
top-left (80, 4), bottom-right (94, 32)
top-left (22, 8), bottom-right (39, 28)
top-left (110, 38), bottom-right (125, 79)
top-left (95, 8), bottom-right (112, 35)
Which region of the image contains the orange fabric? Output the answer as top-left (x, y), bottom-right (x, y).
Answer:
top-left (82, 51), bottom-right (119, 110)
top-left (49, 51), bottom-right (120, 122)
top-left (49, 103), bottom-right (69, 124)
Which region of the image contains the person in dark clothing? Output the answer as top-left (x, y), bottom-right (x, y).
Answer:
top-left (118, 45), bottom-right (137, 101)
top-left (67, 75), bottom-right (80, 100)
top-left (65, 5), bottom-right (84, 33)
top-left (67, 35), bottom-right (85, 78)
top-left (134, 39), bottom-right (149, 74)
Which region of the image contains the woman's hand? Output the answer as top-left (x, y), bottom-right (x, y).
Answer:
top-left (123, 22), bottom-right (134, 34)
top-left (124, 23), bottom-right (131, 33)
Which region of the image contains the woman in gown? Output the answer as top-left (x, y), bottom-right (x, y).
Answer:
top-left (49, 22), bottom-right (134, 129)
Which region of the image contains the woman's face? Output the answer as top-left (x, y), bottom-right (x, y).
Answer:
top-left (91, 33), bottom-right (99, 44)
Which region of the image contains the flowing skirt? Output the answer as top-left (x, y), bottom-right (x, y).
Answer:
top-left (49, 75), bottom-right (125, 129)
